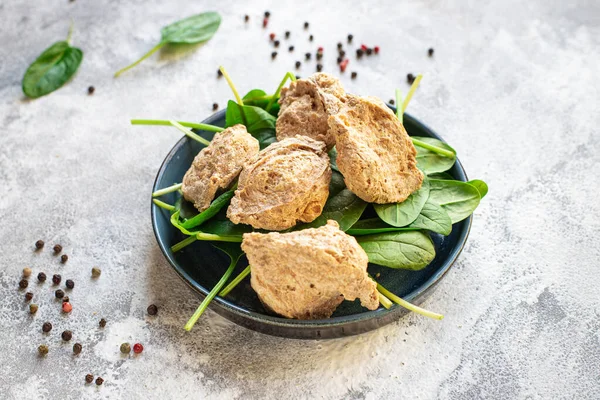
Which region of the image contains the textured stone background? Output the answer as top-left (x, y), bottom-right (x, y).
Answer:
top-left (1, 0), bottom-right (599, 399)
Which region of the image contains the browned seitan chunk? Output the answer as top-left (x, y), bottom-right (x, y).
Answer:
top-left (242, 220), bottom-right (379, 319)
top-left (182, 124), bottom-right (259, 212)
top-left (227, 136), bottom-right (331, 231)
top-left (328, 95), bottom-right (424, 203)
top-left (276, 73), bottom-right (346, 149)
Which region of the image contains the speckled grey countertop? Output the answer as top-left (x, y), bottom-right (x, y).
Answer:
top-left (1, 0), bottom-right (599, 399)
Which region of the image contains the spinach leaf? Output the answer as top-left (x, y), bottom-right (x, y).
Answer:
top-left (427, 172), bottom-right (453, 180)
top-left (241, 89), bottom-right (280, 115)
top-left (407, 201), bottom-right (452, 235)
top-left (357, 231), bottom-right (436, 270)
top-left (22, 39), bottom-right (83, 99)
top-left (181, 190), bottom-right (235, 229)
top-left (299, 171), bottom-right (367, 231)
top-left (468, 179), bottom-right (489, 199)
top-left (115, 12), bottom-right (221, 77)
top-left (347, 218), bottom-right (419, 236)
top-left (374, 178), bottom-right (430, 227)
top-left (428, 179), bottom-right (481, 223)
top-left (198, 217), bottom-right (252, 237)
top-left (413, 137), bottom-right (456, 174)
top-left (225, 100), bottom-right (277, 148)
top-left (328, 146), bottom-right (339, 172)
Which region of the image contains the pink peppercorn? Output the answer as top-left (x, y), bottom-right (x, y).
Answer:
top-left (317, 46), bottom-right (323, 53)
top-left (340, 59), bottom-right (349, 73)
top-left (133, 343), bottom-right (144, 354)
top-left (269, 33), bottom-right (275, 41)
top-left (62, 302), bottom-right (73, 313)
top-left (374, 46), bottom-right (380, 54)
top-left (262, 18), bottom-right (268, 28)
top-left (360, 44), bottom-right (368, 51)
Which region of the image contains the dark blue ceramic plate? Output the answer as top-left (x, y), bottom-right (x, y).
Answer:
top-left (151, 109), bottom-right (471, 339)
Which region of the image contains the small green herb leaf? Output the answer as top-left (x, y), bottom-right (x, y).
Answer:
top-left (374, 178), bottom-right (430, 227)
top-left (468, 179), bottom-right (489, 199)
top-left (428, 179), bottom-right (481, 223)
top-left (22, 40), bottom-right (83, 99)
top-left (413, 137), bottom-right (457, 174)
top-left (357, 231), bottom-right (436, 270)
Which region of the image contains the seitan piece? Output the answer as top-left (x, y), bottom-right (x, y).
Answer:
top-left (227, 136), bottom-right (331, 231)
top-left (328, 94), bottom-right (424, 203)
top-left (182, 124), bottom-right (259, 212)
top-left (276, 73), bottom-right (346, 149)
top-left (242, 220), bottom-right (379, 319)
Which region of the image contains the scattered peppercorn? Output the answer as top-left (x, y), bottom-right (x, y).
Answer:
top-left (62, 296), bottom-right (70, 303)
top-left (295, 61), bottom-right (301, 69)
top-left (85, 374), bottom-right (94, 384)
top-left (366, 48), bottom-right (373, 56)
top-left (23, 267), bottom-right (32, 277)
top-left (19, 279), bottom-right (29, 289)
top-left (407, 73), bottom-right (415, 84)
top-left (91, 267), bottom-right (101, 278)
top-left (389, 99), bottom-right (395, 105)
top-left (339, 50), bottom-right (346, 58)
top-left (316, 52), bottom-right (323, 60)
top-left (269, 32), bottom-right (275, 41)
top-left (295, 75), bottom-right (301, 80)
top-left (66, 279), bottom-right (74, 289)
top-left (62, 302), bottom-right (73, 313)
top-left (38, 344), bottom-right (49, 356)
top-left (95, 377), bottom-right (104, 386)
top-left (147, 304), bottom-right (158, 315)
top-left (37, 272), bottom-right (47, 282)
top-left (61, 254), bottom-right (68, 263)
top-left (285, 31), bottom-right (290, 39)
top-left (271, 51), bottom-right (277, 59)
top-left (428, 48), bottom-right (434, 56)
top-left (217, 69), bottom-right (223, 78)
top-left (356, 48), bottom-right (364, 58)
top-left (120, 342), bottom-right (131, 354)
top-left (336, 56), bottom-right (343, 64)
top-left (35, 240), bottom-right (44, 250)
top-left (88, 86), bottom-right (95, 95)
top-left (337, 42), bottom-right (342, 49)
top-left (55, 289), bottom-right (65, 299)
top-left (52, 274), bottom-right (61, 285)
top-left (351, 71), bottom-right (358, 79)
top-left (73, 343), bottom-right (82, 354)
top-left (42, 322), bottom-right (52, 333)
top-left (274, 40), bottom-right (280, 48)
top-left (133, 343), bottom-right (144, 354)
top-left (317, 46), bottom-right (323, 53)
top-left (305, 52), bottom-right (311, 60)
top-left (347, 34), bottom-right (353, 43)
top-left (264, 11), bottom-right (270, 18)
top-left (340, 59), bottom-right (349, 73)
top-left (30, 304), bottom-right (39, 314)
top-left (316, 64), bottom-right (323, 72)
top-left (25, 292), bottom-right (33, 302)
top-left (62, 330), bottom-right (73, 341)
top-left (244, 15), bottom-right (249, 22)
top-left (212, 103), bottom-right (218, 111)
top-left (374, 46), bottom-right (380, 54)
top-left (99, 318), bottom-right (106, 328)
top-left (309, 34), bottom-right (313, 41)
top-left (262, 17), bottom-right (268, 28)
top-left (53, 244), bottom-right (62, 254)
top-left (288, 46), bottom-right (294, 52)
top-left (360, 44), bottom-right (368, 51)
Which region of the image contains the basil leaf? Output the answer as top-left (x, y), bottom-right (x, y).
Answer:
top-left (413, 137), bottom-right (456, 174)
top-left (160, 12), bottom-right (221, 44)
top-left (374, 177), bottom-right (430, 227)
top-left (347, 218), bottom-right (419, 236)
top-left (407, 201), bottom-right (452, 235)
top-left (22, 41), bottom-right (83, 99)
top-left (428, 179), bottom-right (481, 223)
top-left (357, 231), bottom-right (436, 270)
top-left (468, 179), bottom-right (489, 199)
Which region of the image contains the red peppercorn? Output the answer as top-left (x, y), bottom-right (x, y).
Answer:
top-left (133, 343), bottom-right (144, 354)
top-left (340, 59), bottom-right (349, 73)
top-left (269, 33), bottom-right (275, 41)
top-left (317, 46), bottom-right (323, 53)
top-left (62, 302), bottom-right (73, 313)
top-left (374, 46), bottom-right (380, 54)
top-left (262, 17), bottom-right (268, 28)
top-left (360, 44), bottom-right (368, 51)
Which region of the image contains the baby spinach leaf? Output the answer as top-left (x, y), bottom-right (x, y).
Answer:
top-left (299, 171), bottom-right (367, 231)
top-left (428, 179), bottom-right (481, 223)
top-left (225, 100), bottom-right (277, 148)
top-left (198, 217), bottom-right (252, 237)
top-left (22, 40), bottom-right (83, 99)
top-left (357, 231), bottom-right (436, 270)
top-left (181, 190), bottom-right (235, 229)
top-left (427, 172), bottom-right (453, 180)
top-left (347, 218), bottom-right (419, 236)
top-left (115, 12), bottom-right (221, 77)
top-left (413, 137), bottom-right (456, 174)
top-left (374, 178), bottom-right (430, 227)
top-left (468, 179), bottom-right (489, 199)
top-left (242, 89), bottom-right (280, 115)
top-left (328, 146), bottom-right (339, 172)
top-left (407, 201), bottom-right (452, 235)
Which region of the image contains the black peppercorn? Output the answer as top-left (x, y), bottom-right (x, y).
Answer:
top-left (55, 289), bottom-right (65, 299)
top-left (91, 267), bottom-right (101, 278)
top-left (339, 50), bottom-right (346, 58)
top-left (30, 303), bottom-right (39, 314)
top-left (305, 52), bottom-right (311, 60)
top-left (288, 46), bottom-right (294, 52)
top-left (337, 42), bottom-right (342, 49)
top-left (61, 254), bottom-right (68, 263)
top-left (356, 48), bottom-right (364, 58)
top-left (37, 272), bottom-right (47, 282)
top-left (316, 52), bottom-right (323, 60)
top-left (85, 374), bottom-right (94, 384)
top-left (407, 73), bottom-right (415, 84)
top-left (295, 61), bottom-right (301, 69)
top-left (285, 31), bottom-right (290, 39)
top-left (264, 11), bottom-right (270, 18)
top-left (389, 99), bottom-right (395, 105)
top-left (99, 318), bottom-right (106, 328)
top-left (62, 296), bottom-right (70, 303)
top-left (244, 15), bottom-right (249, 22)
top-left (42, 322), bottom-right (52, 333)
top-left (295, 75), bottom-right (301, 80)
top-left (212, 103), bottom-right (218, 111)
top-left (96, 377), bottom-right (104, 386)
top-left (88, 86), bottom-right (95, 95)
top-left (52, 274), bottom-right (61, 285)
top-left (316, 64), bottom-right (323, 72)
top-left (147, 304), bottom-right (158, 315)
top-left (271, 51), bottom-right (277, 59)
top-left (351, 71), bottom-right (358, 79)
top-left (66, 279), bottom-right (74, 289)
top-left (309, 34), bottom-right (313, 41)
top-left (217, 69), bottom-right (223, 77)
top-left (19, 279), bottom-right (29, 289)
top-left (53, 244), bottom-right (62, 253)
top-left (274, 40), bottom-right (280, 48)
top-left (347, 34), bottom-right (353, 43)
top-left (428, 48), bottom-right (434, 56)
top-left (73, 343), bottom-right (82, 354)
top-left (25, 292), bottom-right (33, 301)
top-left (366, 48), bottom-right (373, 55)
top-left (38, 344), bottom-right (49, 356)
top-left (336, 56), bottom-right (343, 64)
top-left (62, 330), bottom-right (73, 341)
top-left (35, 240), bottom-right (44, 250)
top-left (304, 22), bottom-right (309, 29)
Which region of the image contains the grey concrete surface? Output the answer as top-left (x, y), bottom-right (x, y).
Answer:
top-left (1, 0), bottom-right (599, 399)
